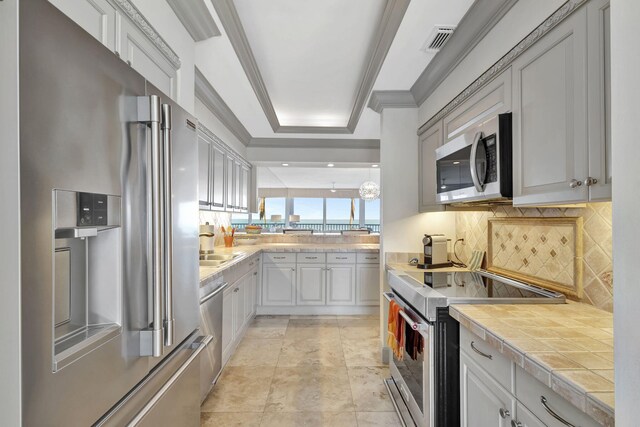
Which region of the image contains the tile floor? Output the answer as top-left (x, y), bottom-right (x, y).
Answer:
top-left (200, 315), bottom-right (401, 427)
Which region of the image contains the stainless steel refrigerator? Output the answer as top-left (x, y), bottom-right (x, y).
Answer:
top-left (19, 0), bottom-right (209, 425)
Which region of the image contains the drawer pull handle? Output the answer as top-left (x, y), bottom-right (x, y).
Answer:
top-left (499, 408), bottom-right (510, 419)
top-left (510, 421), bottom-right (523, 427)
top-left (540, 396), bottom-right (575, 427)
top-left (365, 257), bottom-right (377, 260)
top-left (274, 257), bottom-right (285, 259)
top-left (336, 257), bottom-right (348, 260)
top-left (470, 341), bottom-right (492, 360)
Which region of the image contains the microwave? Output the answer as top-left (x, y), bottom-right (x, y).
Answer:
top-left (435, 112), bottom-right (512, 204)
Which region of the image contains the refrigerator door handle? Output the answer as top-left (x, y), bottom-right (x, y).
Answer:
top-left (161, 103), bottom-right (175, 348)
top-left (138, 95), bottom-right (164, 358)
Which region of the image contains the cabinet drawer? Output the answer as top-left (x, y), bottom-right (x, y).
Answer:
top-left (515, 366), bottom-right (600, 427)
top-left (263, 253), bottom-right (296, 264)
top-left (460, 326), bottom-right (514, 393)
top-left (356, 253), bottom-right (379, 264)
top-left (326, 253), bottom-right (356, 264)
top-left (296, 253), bottom-right (326, 264)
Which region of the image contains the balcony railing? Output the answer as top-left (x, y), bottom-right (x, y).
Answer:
top-left (231, 222), bottom-right (380, 233)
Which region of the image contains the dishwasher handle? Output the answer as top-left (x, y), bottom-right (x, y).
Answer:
top-left (200, 282), bottom-right (229, 305)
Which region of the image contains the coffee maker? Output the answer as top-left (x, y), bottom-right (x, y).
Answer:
top-left (417, 234), bottom-right (453, 269)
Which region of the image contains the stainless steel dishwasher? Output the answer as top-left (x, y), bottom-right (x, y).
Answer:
top-left (199, 278), bottom-right (227, 402)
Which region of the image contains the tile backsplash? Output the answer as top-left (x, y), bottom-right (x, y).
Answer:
top-left (456, 203), bottom-right (612, 312)
top-left (199, 211), bottom-right (232, 247)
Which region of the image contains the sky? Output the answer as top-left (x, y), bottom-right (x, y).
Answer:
top-left (263, 197), bottom-right (380, 223)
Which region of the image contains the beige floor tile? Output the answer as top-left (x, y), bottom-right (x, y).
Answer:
top-left (343, 338), bottom-right (384, 367)
top-left (245, 321), bottom-right (289, 339)
top-left (284, 323), bottom-right (341, 341)
top-left (278, 338), bottom-right (345, 367)
top-left (347, 366), bottom-right (394, 412)
top-left (356, 412), bottom-right (402, 426)
top-left (264, 366), bottom-right (355, 412)
top-left (228, 339), bottom-right (283, 367)
top-left (259, 411), bottom-right (357, 427)
top-left (200, 412), bottom-right (263, 427)
top-left (290, 315), bottom-right (338, 320)
top-left (336, 315), bottom-right (381, 325)
top-left (288, 318), bottom-right (339, 326)
top-left (339, 320), bottom-right (381, 340)
top-left (201, 366), bottom-right (275, 412)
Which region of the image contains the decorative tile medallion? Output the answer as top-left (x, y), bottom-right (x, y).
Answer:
top-left (487, 217), bottom-right (583, 298)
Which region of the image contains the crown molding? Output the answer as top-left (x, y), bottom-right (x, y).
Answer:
top-left (418, 0), bottom-right (587, 135)
top-left (367, 90), bottom-right (417, 114)
top-left (410, 0), bottom-right (517, 107)
top-left (211, 0), bottom-right (409, 134)
top-left (111, 0), bottom-right (181, 69)
top-left (166, 0), bottom-right (221, 42)
top-left (249, 138), bottom-right (380, 150)
top-left (195, 66), bottom-right (252, 146)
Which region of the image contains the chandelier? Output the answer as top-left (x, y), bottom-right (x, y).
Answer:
top-left (359, 181), bottom-right (380, 201)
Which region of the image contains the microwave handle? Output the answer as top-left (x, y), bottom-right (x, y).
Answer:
top-left (470, 131), bottom-right (485, 192)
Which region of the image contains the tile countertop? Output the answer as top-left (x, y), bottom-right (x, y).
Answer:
top-left (199, 243), bottom-right (380, 285)
top-left (449, 303), bottom-right (614, 427)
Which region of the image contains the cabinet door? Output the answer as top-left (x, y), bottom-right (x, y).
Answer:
top-left (232, 282), bottom-right (245, 336)
top-left (234, 161), bottom-right (242, 212)
top-left (326, 264), bottom-right (356, 305)
top-left (250, 268), bottom-right (259, 315)
top-left (587, 0), bottom-right (611, 201)
top-left (211, 145), bottom-right (226, 209)
top-left (241, 166), bottom-right (250, 211)
top-left (296, 264), bottom-right (326, 305)
top-left (512, 8), bottom-right (589, 206)
top-left (225, 156), bottom-right (235, 211)
top-left (356, 265), bottom-right (380, 306)
top-left (418, 121), bottom-right (445, 213)
top-left (119, 18), bottom-right (178, 101)
top-left (48, 0), bottom-right (117, 51)
top-left (262, 264), bottom-right (296, 306)
top-left (244, 271), bottom-right (257, 322)
top-left (460, 352), bottom-right (516, 427)
top-left (221, 287), bottom-right (234, 362)
top-left (197, 136), bottom-right (211, 208)
top-left (515, 403), bottom-right (545, 427)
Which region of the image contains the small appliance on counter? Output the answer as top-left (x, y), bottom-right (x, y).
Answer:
top-left (417, 234), bottom-right (453, 269)
top-left (199, 223), bottom-right (216, 258)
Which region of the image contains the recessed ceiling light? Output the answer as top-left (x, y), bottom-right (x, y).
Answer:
top-left (330, 182), bottom-right (337, 193)
top-left (453, 161), bottom-right (460, 165)
top-left (372, 164), bottom-right (379, 168)
top-left (281, 163), bottom-right (289, 166)
top-left (327, 163), bottom-right (334, 167)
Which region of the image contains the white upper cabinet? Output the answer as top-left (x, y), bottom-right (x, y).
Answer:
top-left (211, 144), bottom-right (226, 210)
top-left (48, 0), bottom-right (117, 51)
top-left (197, 135), bottom-right (211, 208)
top-left (49, 0), bottom-right (180, 101)
top-left (418, 121), bottom-right (444, 213)
top-left (225, 156), bottom-right (236, 211)
top-left (586, 0), bottom-right (612, 201)
top-left (512, 8), bottom-right (589, 206)
top-left (443, 69), bottom-right (512, 144)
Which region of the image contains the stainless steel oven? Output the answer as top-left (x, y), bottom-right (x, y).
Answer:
top-left (435, 113), bottom-right (512, 204)
top-left (384, 292), bottom-right (434, 427)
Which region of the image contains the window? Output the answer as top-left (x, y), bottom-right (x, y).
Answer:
top-left (264, 197), bottom-right (286, 224)
top-left (364, 198), bottom-right (380, 233)
top-left (292, 198), bottom-right (323, 231)
top-left (326, 198), bottom-right (359, 232)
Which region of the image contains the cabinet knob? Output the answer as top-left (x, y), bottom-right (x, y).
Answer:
top-left (510, 421), bottom-right (523, 427)
top-left (569, 179), bottom-right (582, 189)
top-left (583, 176), bottom-right (598, 186)
top-left (291, 268), bottom-right (295, 271)
top-left (499, 408), bottom-right (510, 419)
top-left (233, 288), bottom-right (239, 293)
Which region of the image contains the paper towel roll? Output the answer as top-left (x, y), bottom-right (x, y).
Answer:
top-left (199, 224), bottom-right (216, 253)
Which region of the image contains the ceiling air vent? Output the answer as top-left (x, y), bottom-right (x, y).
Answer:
top-left (421, 26), bottom-right (456, 53)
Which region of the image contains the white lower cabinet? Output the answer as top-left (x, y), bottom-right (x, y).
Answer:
top-left (232, 279), bottom-right (245, 337)
top-left (461, 326), bottom-right (600, 427)
top-left (461, 351), bottom-right (515, 427)
top-left (221, 286), bottom-right (234, 362)
top-left (515, 402), bottom-right (545, 427)
top-left (245, 267), bottom-right (258, 320)
top-left (296, 264), bottom-right (326, 305)
top-left (262, 263), bottom-right (296, 306)
top-left (327, 265), bottom-right (356, 305)
top-left (356, 264), bottom-right (380, 305)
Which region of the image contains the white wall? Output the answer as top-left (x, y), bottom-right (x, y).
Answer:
top-left (418, 0), bottom-right (564, 125)
top-left (0, 0), bottom-right (21, 424)
top-left (611, 0), bottom-right (640, 422)
top-left (380, 108), bottom-right (456, 256)
top-left (131, 0), bottom-right (196, 114)
top-left (195, 97), bottom-right (248, 157)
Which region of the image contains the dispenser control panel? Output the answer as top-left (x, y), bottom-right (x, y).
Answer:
top-left (77, 192), bottom-right (108, 226)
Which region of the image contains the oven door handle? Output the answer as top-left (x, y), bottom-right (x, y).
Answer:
top-left (469, 131), bottom-right (485, 192)
top-left (383, 292), bottom-right (430, 331)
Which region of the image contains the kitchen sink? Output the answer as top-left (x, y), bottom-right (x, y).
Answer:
top-left (199, 253), bottom-right (240, 267)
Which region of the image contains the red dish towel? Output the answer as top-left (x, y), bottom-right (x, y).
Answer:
top-left (387, 300), bottom-right (405, 360)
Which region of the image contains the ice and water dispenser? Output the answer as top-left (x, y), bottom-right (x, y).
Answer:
top-left (53, 190), bottom-right (122, 371)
